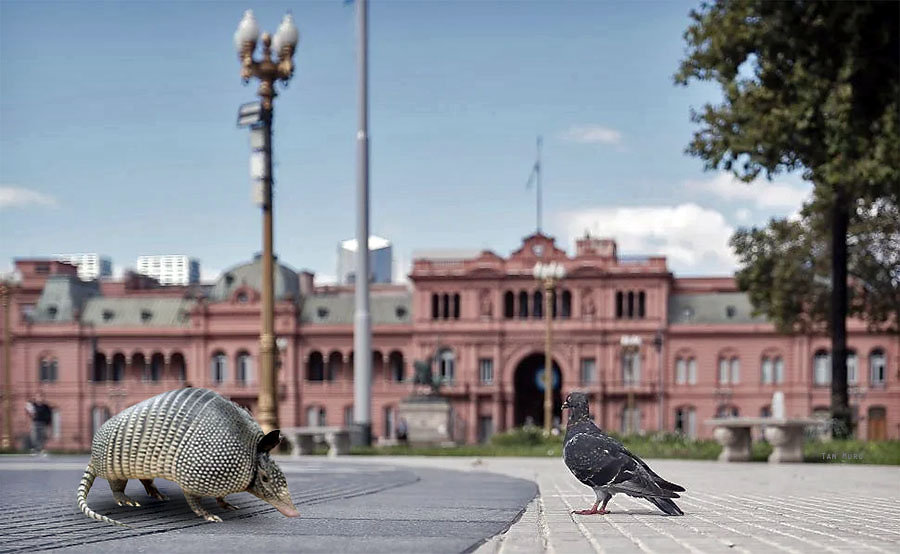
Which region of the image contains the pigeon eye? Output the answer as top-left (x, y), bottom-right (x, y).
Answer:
top-left (261, 475), bottom-right (269, 483)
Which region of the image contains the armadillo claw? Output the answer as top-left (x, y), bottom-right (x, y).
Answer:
top-left (204, 514), bottom-right (223, 523)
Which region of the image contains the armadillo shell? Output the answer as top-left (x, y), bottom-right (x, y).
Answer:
top-left (91, 388), bottom-right (263, 497)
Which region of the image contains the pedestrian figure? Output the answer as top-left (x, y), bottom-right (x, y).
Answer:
top-left (25, 398), bottom-right (52, 455)
top-left (397, 417), bottom-right (409, 445)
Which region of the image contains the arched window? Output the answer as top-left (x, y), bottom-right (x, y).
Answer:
top-left (452, 293), bottom-right (460, 319)
top-left (847, 350), bottom-right (858, 384)
top-left (674, 406), bottom-right (696, 437)
top-left (39, 356), bottom-right (58, 382)
top-left (170, 352), bottom-right (186, 381)
top-left (717, 355), bottom-right (740, 385)
top-left (716, 404), bottom-right (739, 418)
top-left (438, 349), bottom-right (455, 383)
top-left (561, 290), bottom-right (571, 318)
top-left (551, 289), bottom-right (558, 318)
top-left (675, 358), bottom-right (687, 385)
top-left (431, 294), bottom-right (439, 320)
top-left (306, 405), bottom-right (326, 426)
top-left (533, 290), bottom-right (543, 319)
top-left (148, 353), bottom-right (164, 382)
top-left (327, 352), bottom-right (343, 381)
top-left (621, 406), bottom-right (641, 434)
top-left (388, 351), bottom-right (405, 382)
top-left (813, 349), bottom-right (830, 386)
top-left (869, 349), bottom-right (886, 386)
top-left (111, 353), bottom-right (126, 382)
top-left (442, 294), bottom-right (450, 319)
top-left (622, 350), bottom-right (640, 385)
top-left (307, 351), bottom-right (325, 381)
top-left (91, 406), bottom-right (111, 436)
top-left (688, 358), bottom-right (697, 384)
top-left (210, 352), bottom-right (227, 385)
top-left (615, 291), bottom-right (624, 318)
top-left (92, 352), bottom-right (107, 382)
top-left (237, 351), bottom-right (253, 385)
top-left (504, 291), bottom-right (514, 319)
top-left (774, 356), bottom-right (784, 384)
top-left (627, 291), bottom-right (635, 318)
top-left (132, 353), bottom-right (147, 381)
top-left (638, 291), bottom-right (646, 318)
top-left (761, 356), bottom-right (773, 384)
top-left (518, 291), bottom-right (529, 319)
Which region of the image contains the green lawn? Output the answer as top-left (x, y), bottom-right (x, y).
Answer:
top-left (348, 427), bottom-right (900, 465)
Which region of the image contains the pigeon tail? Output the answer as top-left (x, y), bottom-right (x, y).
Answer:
top-left (648, 497), bottom-right (684, 516)
top-left (654, 477), bottom-right (685, 493)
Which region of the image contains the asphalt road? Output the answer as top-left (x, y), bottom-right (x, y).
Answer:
top-left (0, 455), bottom-right (537, 554)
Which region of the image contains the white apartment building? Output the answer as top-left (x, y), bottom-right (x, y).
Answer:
top-left (136, 255), bottom-right (200, 286)
top-left (54, 253), bottom-right (113, 281)
top-left (337, 235), bottom-right (393, 285)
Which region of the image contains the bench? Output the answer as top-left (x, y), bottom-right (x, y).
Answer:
top-left (281, 426), bottom-right (351, 458)
top-left (706, 417), bottom-right (818, 463)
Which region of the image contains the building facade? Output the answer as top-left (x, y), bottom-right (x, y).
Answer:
top-left (2, 233), bottom-right (897, 452)
top-left (136, 255), bottom-right (200, 286)
top-left (337, 236), bottom-right (392, 285)
top-left (54, 254), bottom-right (112, 281)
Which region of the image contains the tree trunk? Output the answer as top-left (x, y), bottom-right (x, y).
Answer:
top-left (830, 188), bottom-right (851, 439)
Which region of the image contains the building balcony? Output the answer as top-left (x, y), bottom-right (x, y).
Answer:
top-left (601, 380), bottom-right (658, 397)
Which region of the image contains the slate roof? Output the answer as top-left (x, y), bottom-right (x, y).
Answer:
top-left (80, 297), bottom-right (197, 327)
top-left (668, 292), bottom-right (769, 325)
top-left (208, 256), bottom-right (300, 302)
top-left (301, 292), bottom-right (412, 325)
top-left (31, 276), bottom-right (100, 323)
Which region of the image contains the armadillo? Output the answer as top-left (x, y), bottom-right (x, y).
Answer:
top-left (76, 387), bottom-right (299, 526)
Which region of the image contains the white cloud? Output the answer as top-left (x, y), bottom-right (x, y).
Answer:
top-left (560, 125), bottom-right (622, 145)
top-left (735, 208), bottom-right (752, 223)
top-left (558, 203), bottom-right (738, 275)
top-left (686, 173), bottom-right (810, 210)
top-left (315, 273), bottom-right (338, 285)
top-left (0, 186), bottom-right (58, 209)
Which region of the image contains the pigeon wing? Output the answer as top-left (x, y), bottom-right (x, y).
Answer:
top-left (563, 431), bottom-right (630, 488)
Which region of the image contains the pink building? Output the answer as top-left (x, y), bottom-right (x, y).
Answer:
top-left (1, 234), bottom-right (897, 451)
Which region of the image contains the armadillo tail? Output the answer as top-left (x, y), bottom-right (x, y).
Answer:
top-left (76, 466), bottom-right (130, 528)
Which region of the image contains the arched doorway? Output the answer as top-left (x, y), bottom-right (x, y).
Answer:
top-left (513, 353), bottom-right (563, 428)
top-left (867, 406), bottom-right (887, 441)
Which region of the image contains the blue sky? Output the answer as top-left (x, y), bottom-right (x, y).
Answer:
top-left (0, 0), bottom-right (810, 282)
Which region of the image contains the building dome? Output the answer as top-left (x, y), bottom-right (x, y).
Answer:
top-left (208, 255), bottom-right (300, 302)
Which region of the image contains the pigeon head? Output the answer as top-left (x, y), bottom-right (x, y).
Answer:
top-left (562, 392), bottom-right (591, 422)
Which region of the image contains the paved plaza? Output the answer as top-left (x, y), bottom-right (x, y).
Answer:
top-left (1, 455), bottom-right (898, 553)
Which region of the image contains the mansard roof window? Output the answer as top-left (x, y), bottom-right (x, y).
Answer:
top-left (396, 305), bottom-right (408, 319)
top-left (102, 310), bottom-right (114, 321)
top-left (46, 305), bottom-right (58, 319)
top-left (725, 305), bottom-right (736, 318)
top-left (317, 307), bottom-right (329, 319)
top-left (140, 309), bottom-right (153, 322)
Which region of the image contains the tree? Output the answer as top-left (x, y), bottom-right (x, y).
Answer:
top-left (675, 0), bottom-right (899, 438)
top-left (731, 196), bottom-right (900, 334)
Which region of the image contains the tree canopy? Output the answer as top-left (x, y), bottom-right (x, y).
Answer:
top-left (675, 1), bottom-right (899, 197)
top-left (731, 196), bottom-right (900, 334)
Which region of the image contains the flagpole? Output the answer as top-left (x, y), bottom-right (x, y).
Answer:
top-left (536, 136), bottom-right (542, 234)
top-left (352, 0), bottom-right (372, 447)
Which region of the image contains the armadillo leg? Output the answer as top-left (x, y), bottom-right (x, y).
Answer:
top-left (185, 493), bottom-right (222, 523)
top-left (216, 496), bottom-right (240, 511)
top-left (140, 479), bottom-right (169, 501)
top-left (108, 479), bottom-right (141, 507)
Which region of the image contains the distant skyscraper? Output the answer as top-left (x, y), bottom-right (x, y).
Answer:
top-left (338, 236), bottom-right (392, 284)
top-left (54, 253), bottom-right (113, 281)
top-left (136, 255), bottom-right (200, 286)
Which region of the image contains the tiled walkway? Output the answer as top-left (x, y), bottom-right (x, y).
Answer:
top-left (357, 456), bottom-right (900, 554)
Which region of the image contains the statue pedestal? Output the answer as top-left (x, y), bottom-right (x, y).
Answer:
top-left (398, 396), bottom-right (454, 446)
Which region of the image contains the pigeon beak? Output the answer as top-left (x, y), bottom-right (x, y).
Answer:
top-left (561, 401), bottom-right (570, 411)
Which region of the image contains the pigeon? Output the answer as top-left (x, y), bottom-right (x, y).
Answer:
top-left (562, 392), bottom-right (685, 516)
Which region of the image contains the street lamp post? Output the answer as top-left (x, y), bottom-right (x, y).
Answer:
top-left (533, 261), bottom-right (565, 434)
top-left (653, 329), bottom-right (664, 432)
top-left (234, 10), bottom-right (299, 434)
top-left (1, 270), bottom-right (23, 451)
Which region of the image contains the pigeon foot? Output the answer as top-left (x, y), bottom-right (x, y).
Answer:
top-left (572, 508), bottom-right (609, 515)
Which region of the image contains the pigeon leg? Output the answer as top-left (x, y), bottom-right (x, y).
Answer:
top-left (573, 491), bottom-right (611, 515)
